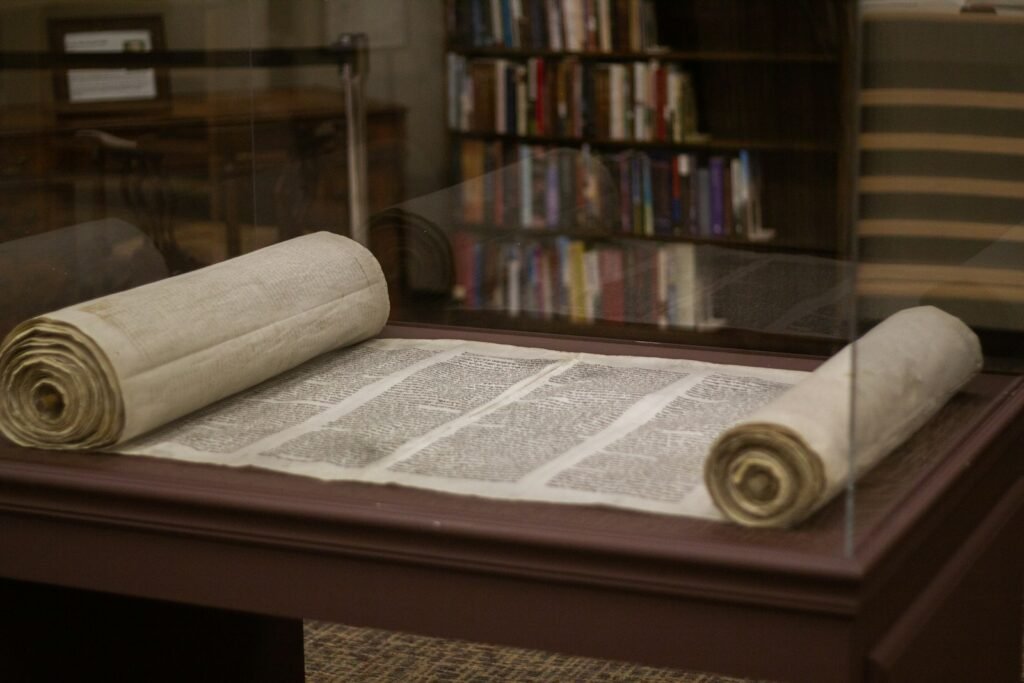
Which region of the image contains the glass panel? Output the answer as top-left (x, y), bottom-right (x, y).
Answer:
top-left (363, 0), bottom-right (859, 551)
top-left (0, 2), bottom-right (865, 545)
top-left (849, 2), bottom-right (1024, 553)
top-left (377, 1), bottom-right (858, 365)
top-left (0, 0), bottom-right (371, 291)
top-left (1, 1), bottom-right (858, 541)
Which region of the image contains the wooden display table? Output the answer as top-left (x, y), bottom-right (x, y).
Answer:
top-left (0, 323), bottom-right (1021, 682)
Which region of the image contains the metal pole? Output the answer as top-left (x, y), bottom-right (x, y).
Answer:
top-left (334, 33), bottom-right (369, 246)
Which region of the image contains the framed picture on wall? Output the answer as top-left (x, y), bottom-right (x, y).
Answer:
top-left (47, 15), bottom-right (171, 112)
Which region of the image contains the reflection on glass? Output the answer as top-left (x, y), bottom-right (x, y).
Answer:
top-left (1, 1), bottom-right (371, 289)
top-left (376, 146), bottom-right (853, 350)
top-left (3, 0), bottom-right (1020, 368)
top-left (0, 218), bottom-right (166, 339)
top-left (857, 4), bottom-right (1024, 371)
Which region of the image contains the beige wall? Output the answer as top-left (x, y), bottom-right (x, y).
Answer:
top-left (322, 0), bottom-right (448, 197)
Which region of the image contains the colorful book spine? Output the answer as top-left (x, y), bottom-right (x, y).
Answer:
top-left (452, 0), bottom-right (661, 52)
top-left (641, 152), bottom-right (654, 236)
top-left (696, 167), bottom-right (711, 237)
top-left (567, 240), bottom-right (586, 322)
top-left (709, 156), bottom-right (725, 237)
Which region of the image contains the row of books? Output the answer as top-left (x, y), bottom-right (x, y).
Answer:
top-left (448, 0), bottom-right (661, 53)
top-left (604, 148), bottom-right (767, 240)
top-left (451, 233), bottom-right (710, 328)
top-left (458, 142), bottom-right (606, 230)
top-left (456, 141), bottom-right (768, 240)
top-left (448, 54), bottom-right (700, 142)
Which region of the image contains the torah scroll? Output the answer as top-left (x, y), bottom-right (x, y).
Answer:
top-left (0, 232), bottom-right (388, 449)
top-left (704, 306), bottom-right (982, 527)
top-left (0, 233), bottom-right (982, 528)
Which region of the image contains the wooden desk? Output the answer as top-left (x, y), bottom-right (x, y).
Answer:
top-left (0, 324), bottom-right (1021, 682)
top-left (0, 88), bottom-right (405, 264)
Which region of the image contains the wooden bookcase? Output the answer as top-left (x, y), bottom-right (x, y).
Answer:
top-left (387, 0), bottom-right (857, 353)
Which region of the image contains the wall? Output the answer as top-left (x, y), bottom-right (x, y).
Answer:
top-left (322, 0), bottom-right (448, 197)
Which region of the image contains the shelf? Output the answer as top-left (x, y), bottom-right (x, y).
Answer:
top-left (447, 46), bottom-right (839, 64)
top-left (389, 300), bottom-right (847, 357)
top-left (442, 0), bottom-right (855, 292)
top-left (451, 130), bottom-right (838, 153)
top-left (448, 222), bottom-right (835, 256)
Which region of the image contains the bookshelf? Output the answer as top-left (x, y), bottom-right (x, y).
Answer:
top-left (391, 0), bottom-right (856, 352)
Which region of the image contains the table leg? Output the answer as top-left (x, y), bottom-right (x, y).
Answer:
top-left (0, 578), bottom-right (304, 683)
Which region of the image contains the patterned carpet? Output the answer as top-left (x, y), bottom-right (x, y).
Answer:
top-left (304, 621), bottom-right (773, 683)
top-left (305, 620), bottom-right (1024, 682)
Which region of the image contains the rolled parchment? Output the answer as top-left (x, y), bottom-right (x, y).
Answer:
top-left (0, 232), bottom-right (389, 449)
top-left (704, 306), bottom-right (982, 528)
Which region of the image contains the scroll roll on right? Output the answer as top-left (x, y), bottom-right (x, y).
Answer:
top-left (704, 306), bottom-right (983, 528)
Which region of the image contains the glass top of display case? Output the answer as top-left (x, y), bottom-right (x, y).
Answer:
top-left (0, 0), bottom-right (1020, 574)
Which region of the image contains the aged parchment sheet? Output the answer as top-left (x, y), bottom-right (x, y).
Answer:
top-left (119, 337), bottom-right (806, 520)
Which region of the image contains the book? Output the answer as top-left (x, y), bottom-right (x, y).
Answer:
top-left (545, 148), bottom-right (560, 227)
top-left (537, 242), bottom-right (553, 317)
top-left (615, 152), bottom-right (631, 234)
top-left (583, 245), bottom-right (600, 321)
top-left (641, 151), bottom-right (654, 236)
top-left (731, 157), bottom-right (746, 238)
top-left (655, 244), bottom-right (669, 327)
top-left (709, 156), bottom-right (725, 237)
top-left (447, 53), bottom-right (463, 130)
top-left (598, 245), bottom-right (625, 322)
top-left (721, 156), bottom-right (733, 237)
top-left (681, 154), bottom-right (698, 236)
top-left (591, 64), bottom-right (612, 140)
top-left (514, 64), bottom-right (528, 135)
top-left (546, 0), bottom-right (563, 50)
top-left (459, 139), bottom-right (487, 223)
top-left (505, 241), bottom-right (522, 316)
top-left (567, 239), bottom-right (587, 321)
top-left (654, 62), bottom-right (667, 141)
top-left (696, 167), bottom-right (711, 237)
top-left (651, 155), bottom-right (672, 236)
top-left (609, 63), bottom-right (625, 140)
top-left (499, 0), bottom-right (515, 46)
top-left (630, 152), bottom-right (643, 235)
top-left (451, 0), bottom-right (660, 53)
top-left (469, 59), bottom-right (498, 132)
top-left (495, 59), bottom-right (508, 133)
top-left (597, 0), bottom-right (612, 51)
top-left (632, 61), bottom-right (646, 141)
top-left (555, 236), bottom-right (573, 316)
top-left (519, 144), bottom-right (533, 227)
top-left (529, 147), bottom-right (548, 228)
top-left (562, 0), bottom-right (585, 51)
top-left (671, 242), bottom-right (697, 328)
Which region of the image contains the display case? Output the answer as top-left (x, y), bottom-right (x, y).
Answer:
top-left (0, 2), bottom-right (1021, 682)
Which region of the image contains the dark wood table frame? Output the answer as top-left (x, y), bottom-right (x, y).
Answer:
top-left (0, 323), bottom-right (1021, 682)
